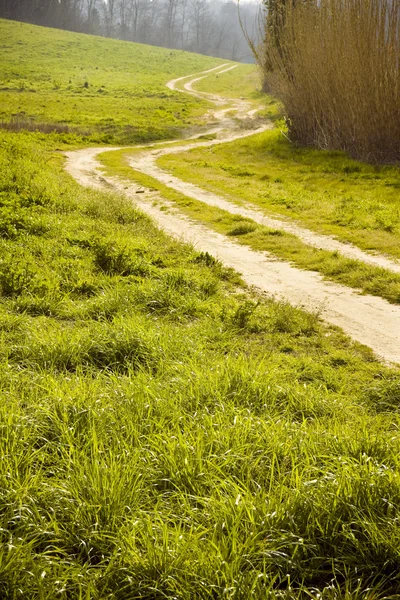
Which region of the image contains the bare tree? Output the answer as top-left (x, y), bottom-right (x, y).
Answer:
top-left (0, 0), bottom-right (260, 64)
top-left (189, 0), bottom-right (212, 53)
top-left (101, 0), bottom-right (117, 36)
top-left (82, 0), bottom-right (98, 31)
top-left (137, 0), bottom-right (161, 44)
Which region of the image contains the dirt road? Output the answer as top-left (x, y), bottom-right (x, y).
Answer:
top-left (65, 65), bottom-right (400, 364)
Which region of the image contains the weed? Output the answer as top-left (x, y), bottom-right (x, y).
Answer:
top-left (229, 300), bottom-right (260, 330)
top-left (228, 221), bottom-right (258, 236)
top-left (192, 250), bottom-right (220, 267)
top-left (364, 377), bottom-right (400, 412)
top-left (92, 237), bottom-right (151, 277)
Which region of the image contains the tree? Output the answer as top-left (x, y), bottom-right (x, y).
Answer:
top-left (101, 0), bottom-right (117, 36)
top-left (82, 0), bottom-right (99, 33)
top-left (0, 0), bottom-right (260, 64)
top-left (189, 0), bottom-right (212, 54)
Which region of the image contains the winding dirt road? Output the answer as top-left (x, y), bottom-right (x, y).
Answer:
top-left (65, 64), bottom-right (400, 364)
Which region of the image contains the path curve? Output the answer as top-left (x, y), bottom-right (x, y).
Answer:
top-left (64, 66), bottom-right (400, 364)
top-left (127, 141), bottom-right (400, 274)
top-left (137, 66), bottom-right (400, 274)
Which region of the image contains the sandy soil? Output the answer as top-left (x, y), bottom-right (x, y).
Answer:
top-left (64, 65), bottom-right (400, 364)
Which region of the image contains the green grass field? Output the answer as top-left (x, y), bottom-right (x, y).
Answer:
top-left (97, 63), bottom-right (400, 306)
top-left (1, 19), bottom-right (400, 599)
top-left (159, 131), bottom-right (400, 258)
top-left (100, 148), bottom-right (400, 305)
top-left (3, 128), bottom-right (400, 600)
top-left (194, 63), bottom-right (262, 99)
top-left (0, 19), bottom-right (223, 144)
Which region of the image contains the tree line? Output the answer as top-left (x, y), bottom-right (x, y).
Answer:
top-left (0, 0), bottom-right (260, 62)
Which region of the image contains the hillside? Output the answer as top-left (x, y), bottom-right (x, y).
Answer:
top-left (0, 18), bottom-right (224, 144)
top-left (1, 19), bottom-right (400, 600)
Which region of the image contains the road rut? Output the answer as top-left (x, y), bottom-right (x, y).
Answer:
top-left (65, 65), bottom-right (400, 364)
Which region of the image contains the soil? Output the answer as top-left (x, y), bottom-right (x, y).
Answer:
top-left (64, 64), bottom-right (400, 364)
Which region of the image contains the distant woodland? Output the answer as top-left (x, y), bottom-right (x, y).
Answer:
top-left (0, 0), bottom-right (260, 61)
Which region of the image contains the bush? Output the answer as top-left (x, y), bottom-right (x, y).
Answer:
top-left (261, 0), bottom-right (400, 162)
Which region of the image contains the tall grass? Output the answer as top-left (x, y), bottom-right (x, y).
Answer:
top-left (0, 116), bottom-right (71, 135)
top-left (2, 126), bottom-right (400, 599)
top-left (263, 0), bottom-right (400, 162)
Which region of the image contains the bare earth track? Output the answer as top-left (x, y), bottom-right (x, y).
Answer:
top-left (65, 65), bottom-right (400, 364)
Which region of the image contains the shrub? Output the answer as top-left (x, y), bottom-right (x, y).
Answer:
top-left (261, 0), bottom-right (400, 162)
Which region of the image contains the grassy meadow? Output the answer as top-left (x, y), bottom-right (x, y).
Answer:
top-left (194, 63), bottom-right (262, 99)
top-left (3, 129), bottom-right (400, 600)
top-left (100, 147), bottom-right (400, 306)
top-left (98, 65), bottom-right (400, 305)
top-left (159, 132), bottom-right (400, 259)
top-left (1, 18), bottom-right (400, 600)
top-left (0, 19), bottom-right (223, 144)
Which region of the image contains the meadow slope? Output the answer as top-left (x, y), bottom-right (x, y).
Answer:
top-left (96, 66), bottom-right (400, 311)
top-left (1, 19), bottom-right (400, 600)
top-left (0, 18), bottom-right (223, 144)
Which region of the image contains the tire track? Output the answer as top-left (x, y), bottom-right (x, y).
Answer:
top-left (65, 67), bottom-right (400, 364)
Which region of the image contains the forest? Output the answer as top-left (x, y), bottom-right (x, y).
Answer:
top-left (0, 0), bottom-right (260, 61)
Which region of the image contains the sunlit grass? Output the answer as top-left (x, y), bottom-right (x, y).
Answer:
top-left (2, 118), bottom-right (400, 600)
top-left (0, 18), bottom-right (224, 144)
top-left (1, 18), bottom-right (400, 599)
top-left (159, 128), bottom-right (400, 259)
top-left (194, 63), bottom-right (261, 98)
top-left (99, 148), bottom-right (400, 305)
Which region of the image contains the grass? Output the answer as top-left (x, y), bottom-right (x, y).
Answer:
top-left (99, 148), bottom-right (400, 305)
top-left (159, 128), bottom-right (400, 260)
top-left (2, 127), bottom-right (400, 600)
top-left (0, 19), bottom-right (225, 145)
top-left (170, 61), bottom-right (281, 123)
top-left (194, 63), bottom-right (261, 98)
top-left (2, 18), bottom-right (400, 599)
